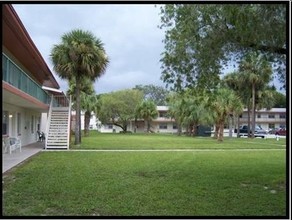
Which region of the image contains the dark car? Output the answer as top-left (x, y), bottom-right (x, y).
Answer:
top-left (269, 128), bottom-right (286, 136)
top-left (237, 125), bottom-right (267, 138)
top-left (275, 128), bottom-right (286, 136)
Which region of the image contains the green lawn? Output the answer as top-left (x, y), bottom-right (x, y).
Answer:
top-left (3, 133), bottom-right (287, 216)
top-left (72, 132), bottom-right (286, 150)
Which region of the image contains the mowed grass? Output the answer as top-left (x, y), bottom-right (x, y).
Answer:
top-left (72, 132), bottom-right (286, 150)
top-left (3, 133), bottom-right (287, 216)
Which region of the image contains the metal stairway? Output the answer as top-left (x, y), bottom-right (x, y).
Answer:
top-left (45, 95), bottom-right (71, 150)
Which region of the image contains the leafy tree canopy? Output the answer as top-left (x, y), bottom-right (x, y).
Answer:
top-left (159, 4), bottom-right (287, 91)
top-left (134, 84), bottom-right (169, 105)
top-left (98, 89), bottom-right (144, 132)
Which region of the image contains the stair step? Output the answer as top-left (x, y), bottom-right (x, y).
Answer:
top-left (46, 106), bottom-right (70, 150)
top-left (46, 144), bottom-right (68, 146)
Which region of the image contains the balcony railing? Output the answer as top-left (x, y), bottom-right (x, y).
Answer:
top-left (2, 53), bottom-right (50, 104)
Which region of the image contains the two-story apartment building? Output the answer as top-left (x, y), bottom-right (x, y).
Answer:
top-left (239, 108), bottom-right (286, 131)
top-left (2, 4), bottom-right (64, 147)
top-left (80, 106), bottom-right (286, 136)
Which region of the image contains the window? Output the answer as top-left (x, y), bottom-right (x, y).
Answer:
top-left (107, 124), bottom-right (113, 129)
top-left (257, 114), bottom-right (261, 118)
top-left (268, 114), bottom-right (275, 119)
top-left (159, 111), bottom-right (168, 118)
top-left (268, 124), bottom-right (275, 129)
top-left (279, 114), bottom-right (286, 119)
top-left (173, 123), bottom-right (177, 129)
top-left (2, 111), bottom-right (9, 135)
top-left (159, 124), bottom-right (167, 129)
top-left (17, 113), bottom-right (21, 135)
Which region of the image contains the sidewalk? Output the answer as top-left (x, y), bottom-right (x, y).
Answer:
top-left (2, 141), bottom-right (44, 173)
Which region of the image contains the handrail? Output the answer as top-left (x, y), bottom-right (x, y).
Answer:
top-left (45, 95), bottom-right (54, 149)
top-left (67, 95), bottom-right (72, 149)
top-left (51, 95), bottom-right (70, 108)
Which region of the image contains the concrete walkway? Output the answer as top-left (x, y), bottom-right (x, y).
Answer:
top-left (2, 141), bottom-right (44, 173)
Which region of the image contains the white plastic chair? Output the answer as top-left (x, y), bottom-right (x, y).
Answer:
top-left (3, 137), bottom-right (22, 154)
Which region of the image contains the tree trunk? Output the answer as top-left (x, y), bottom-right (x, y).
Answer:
top-left (228, 115), bottom-right (233, 138)
top-left (247, 103), bottom-right (251, 138)
top-left (218, 120), bottom-right (224, 142)
top-left (213, 123), bottom-right (219, 139)
top-left (251, 84), bottom-right (256, 139)
top-left (75, 77), bottom-right (81, 145)
top-left (193, 123), bottom-right (198, 137)
top-left (84, 110), bottom-right (91, 137)
top-left (147, 119), bottom-right (151, 133)
top-left (237, 114), bottom-right (240, 138)
top-left (177, 122), bottom-right (182, 136)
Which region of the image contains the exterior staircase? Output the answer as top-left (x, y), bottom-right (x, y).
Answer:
top-left (45, 95), bottom-right (71, 150)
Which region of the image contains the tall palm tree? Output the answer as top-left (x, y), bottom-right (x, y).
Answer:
top-left (224, 71), bottom-right (251, 137)
top-left (167, 92), bottom-right (186, 136)
top-left (135, 100), bottom-right (158, 133)
top-left (51, 29), bottom-right (109, 145)
top-left (239, 52), bottom-right (272, 138)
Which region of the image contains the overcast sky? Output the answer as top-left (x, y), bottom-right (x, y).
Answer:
top-left (13, 4), bottom-right (166, 94)
top-left (13, 4), bottom-right (284, 95)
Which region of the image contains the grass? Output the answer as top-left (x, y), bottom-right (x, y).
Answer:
top-left (3, 133), bottom-right (287, 216)
top-left (72, 132), bottom-right (286, 150)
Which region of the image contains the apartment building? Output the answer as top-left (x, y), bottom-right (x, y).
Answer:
top-left (80, 106), bottom-right (286, 136)
top-left (78, 106), bottom-right (178, 134)
top-left (2, 4), bottom-right (64, 147)
top-left (239, 108), bottom-right (286, 131)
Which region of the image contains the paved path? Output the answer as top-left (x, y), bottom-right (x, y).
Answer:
top-left (2, 142), bottom-right (44, 173)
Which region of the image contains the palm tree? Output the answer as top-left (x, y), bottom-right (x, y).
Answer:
top-left (223, 71), bottom-right (251, 137)
top-left (167, 92), bottom-right (186, 136)
top-left (211, 87), bottom-right (243, 141)
top-left (66, 77), bottom-right (99, 137)
top-left (51, 29), bottom-right (109, 145)
top-left (239, 52), bottom-right (272, 138)
top-left (135, 100), bottom-right (158, 133)
top-left (82, 93), bottom-right (100, 137)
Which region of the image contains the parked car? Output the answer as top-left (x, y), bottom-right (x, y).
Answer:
top-left (236, 125), bottom-right (267, 138)
top-left (269, 128), bottom-right (286, 136)
top-left (275, 128), bottom-right (286, 136)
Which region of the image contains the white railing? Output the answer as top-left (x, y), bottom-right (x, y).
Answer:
top-left (45, 95), bottom-right (54, 149)
top-left (67, 95), bottom-right (72, 149)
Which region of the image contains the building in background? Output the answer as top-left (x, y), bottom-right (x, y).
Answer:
top-left (77, 106), bottom-right (286, 137)
top-left (239, 108), bottom-right (286, 131)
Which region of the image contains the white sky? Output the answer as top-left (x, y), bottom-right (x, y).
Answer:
top-left (12, 4), bottom-right (285, 95)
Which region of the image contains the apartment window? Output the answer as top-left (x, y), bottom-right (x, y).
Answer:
top-left (17, 113), bottom-right (21, 135)
top-left (159, 124), bottom-right (167, 129)
top-left (279, 114), bottom-right (286, 119)
top-left (159, 112), bottom-right (168, 118)
top-left (257, 114), bottom-right (261, 118)
top-left (268, 124), bottom-right (275, 129)
top-left (268, 114), bottom-right (275, 119)
top-left (2, 111), bottom-right (9, 135)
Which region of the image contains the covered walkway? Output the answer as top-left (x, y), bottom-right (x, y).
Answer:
top-left (2, 141), bottom-right (44, 173)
